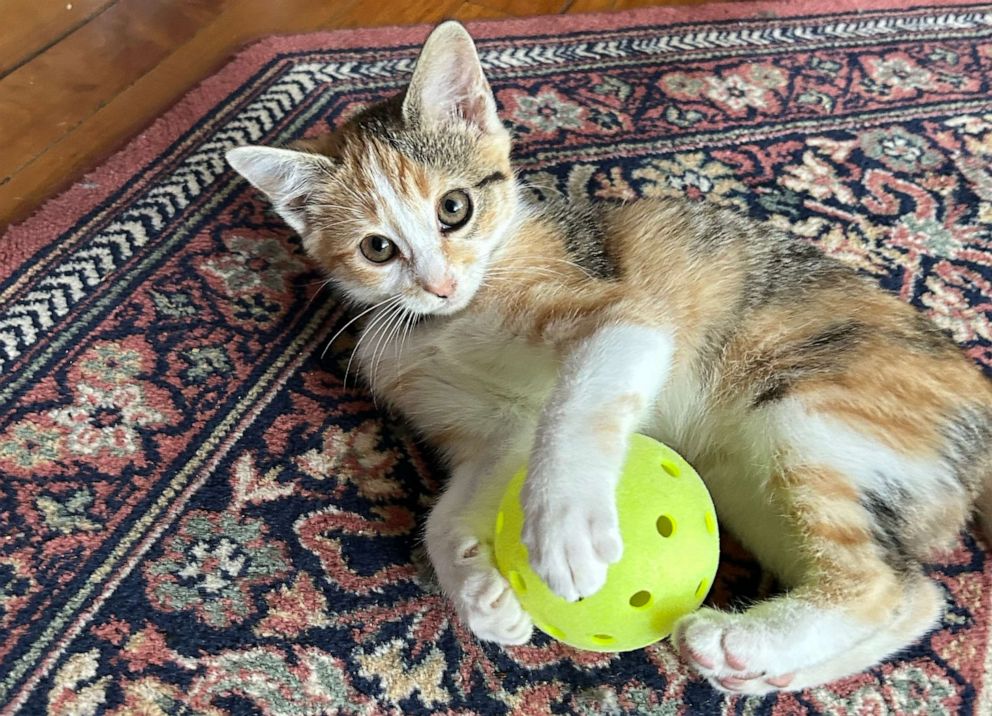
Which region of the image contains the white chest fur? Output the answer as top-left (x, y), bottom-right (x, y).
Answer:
top-left (354, 309), bottom-right (559, 446)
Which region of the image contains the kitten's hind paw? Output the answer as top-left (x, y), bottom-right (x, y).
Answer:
top-left (674, 608), bottom-right (798, 695)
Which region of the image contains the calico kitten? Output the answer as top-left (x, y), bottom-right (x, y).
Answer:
top-left (226, 21), bottom-right (992, 694)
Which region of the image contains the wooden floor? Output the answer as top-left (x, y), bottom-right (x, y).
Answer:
top-left (0, 0), bottom-right (741, 231)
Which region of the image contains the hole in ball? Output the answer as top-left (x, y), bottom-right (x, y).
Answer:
top-left (695, 578), bottom-right (710, 600)
top-left (591, 633), bottom-right (616, 645)
top-left (656, 515), bottom-right (675, 538)
top-left (629, 590), bottom-right (652, 608)
top-left (705, 511), bottom-right (716, 535)
top-left (539, 622), bottom-right (565, 640)
top-left (508, 570), bottom-right (527, 594)
top-left (661, 459), bottom-right (680, 477)
top-left (495, 511), bottom-right (505, 535)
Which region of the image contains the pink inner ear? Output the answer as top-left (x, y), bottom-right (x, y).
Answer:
top-left (411, 39), bottom-right (499, 135)
top-left (459, 93), bottom-right (490, 126)
top-left (451, 61), bottom-right (496, 129)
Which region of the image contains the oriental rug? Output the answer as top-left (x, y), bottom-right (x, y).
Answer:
top-left (3, 1), bottom-right (992, 713)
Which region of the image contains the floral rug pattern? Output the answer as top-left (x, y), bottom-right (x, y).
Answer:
top-left (3, 2), bottom-right (992, 714)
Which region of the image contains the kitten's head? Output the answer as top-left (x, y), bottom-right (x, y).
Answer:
top-left (226, 22), bottom-right (516, 316)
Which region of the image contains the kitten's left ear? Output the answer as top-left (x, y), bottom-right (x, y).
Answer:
top-left (403, 21), bottom-right (504, 137)
top-left (226, 146), bottom-right (334, 235)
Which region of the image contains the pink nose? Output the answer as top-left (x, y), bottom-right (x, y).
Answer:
top-left (424, 277), bottom-right (456, 299)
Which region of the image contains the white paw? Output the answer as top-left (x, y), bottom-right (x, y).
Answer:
top-left (674, 609), bottom-right (799, 695)
top-left (450, 540), bottom-right (533, 645)
top-left (519, 480), bottom-right (622, 602)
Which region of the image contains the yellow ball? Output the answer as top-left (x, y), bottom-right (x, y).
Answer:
top-left (493, 434), bottom-right (720, 652)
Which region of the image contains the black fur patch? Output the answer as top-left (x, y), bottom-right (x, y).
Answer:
top-left (861, 486), bottom-right (918, 576)
top-left (475, 171), bottom-right (508, 188)
top-left (350, 93), bottom-right (405, 139)
top-left (347, 93), bottom-right (481, 172)
top-left (542, 198), bottom-right (618, 281)
top-left (745, 241), bottom-right (851, 312)
top-left (752, 321), bottom-right (867, 406)
top-left (941, 406), bottom-right (992, 496)
top-left (752, 380), bottom-right (792, 407)
top-left (683, 203), bottom-right (741, 258)
top-left (901, 311), bottom-right (958, 355)
top-left (794, 321), bottom-right (866, 359)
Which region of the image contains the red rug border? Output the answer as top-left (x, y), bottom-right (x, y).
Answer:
top-left (3, 0), bottom-right (989, 272)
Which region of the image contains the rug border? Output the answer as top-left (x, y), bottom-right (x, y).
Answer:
top-left (4, 0), bottom-right (991, 270)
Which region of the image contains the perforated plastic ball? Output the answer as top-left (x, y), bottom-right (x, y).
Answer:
top-left (493, 434), bottom-right (720, 652)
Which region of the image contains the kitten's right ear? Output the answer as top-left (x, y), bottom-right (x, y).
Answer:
top-left (403, 21), bottom-right (504, 137)
top-left (226, 146), bottom-right (334, 234)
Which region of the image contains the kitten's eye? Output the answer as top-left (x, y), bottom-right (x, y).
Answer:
top-left (438, 189), bottom-right (473, 231)
top-left (359, 235), bottom-right (398, 263)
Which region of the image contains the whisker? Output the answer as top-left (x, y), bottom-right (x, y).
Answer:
top-left (485, 267), bottom-right (568, 278)
top-left (358, 300), bottom-right (403, 399)
top-left (496, 253), bottom-right (596, 277)
top-left (393, 306), bottom-right (412, 362)
top-left (322, 294), bottom-right (400, 361)
top-left (369, 303), bottom-right (407, 404)
top-left (343, 296), bottom-right (403, 389)
top-left (302, 277), bottom-right (335, 314)
top-left (299, 277), bottom-right (334, 287)
top-left (401, 309), bottom-right (418, 360)
top-left (311, 201), bottom-right (358, 211)
top-left (484, 268), bottom-right (573, 284)
top-left (546, 257), bottom-right (597, 280)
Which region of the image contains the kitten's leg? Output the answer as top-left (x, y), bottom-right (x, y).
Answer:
top-left (425, 451), bottom-right (533, 644)
top-left (675, 461), bottom-right (944, 695)
top-left (787, 577), bottom-right (943, 688)
top-left (521, 324), bottom-right (675, 601)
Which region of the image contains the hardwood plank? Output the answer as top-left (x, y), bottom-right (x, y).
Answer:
top-left (329, 0), bottom-right (465, 27)
top-left (450, 1), bottom-right (512, 20)
top-left (613, 0), bottom-right (749, 5)
top-left (565, 0), bottom-right (616, 12)
top-left (571, 0), bottom-right (745, 9)
top-left (470, 0), bottom-right (567, 16)
top-left (0, 0), bottom-right (363, 229)
top-left (0, 0), bottom-right (114, 76)
top-left (0, 0), bottom-right (229, 187)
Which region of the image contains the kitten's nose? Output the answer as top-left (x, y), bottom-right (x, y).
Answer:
top-left (424, 277), bottom-right (457, 299)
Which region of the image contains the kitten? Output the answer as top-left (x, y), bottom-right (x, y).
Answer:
top-left (226, 21), bottom-right (992, 694)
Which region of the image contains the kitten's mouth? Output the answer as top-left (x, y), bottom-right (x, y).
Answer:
top-left (399, 296), bottom-right (458, 318)
top-left (412, 286), bottom-right (475, 316)
top-left (431, 293), bottom-right (472, 315)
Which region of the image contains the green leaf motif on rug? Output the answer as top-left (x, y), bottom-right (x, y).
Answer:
top-left (181, 346), bottom-right (233, 383)
top-left (190, 647), bottom-right (356, 716)
top-left (37, 489), bottom-right (101, 534)
top-left (145, 511), bottom-right (291, 628)
top-left (151, 290), bottom-right (199, 319)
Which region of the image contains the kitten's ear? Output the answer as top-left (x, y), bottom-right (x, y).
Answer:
top-left (403, 21), bottom-right (504, 136)
top-left (226, 146), bottom-right (334, 234)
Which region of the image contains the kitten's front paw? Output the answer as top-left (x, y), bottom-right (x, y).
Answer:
top-left (519, 481), bottom-right (622, 602)
top-left (457, 567), bottom-right (533, 644)
top-left (449, 540), bottom-right (533, 645)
